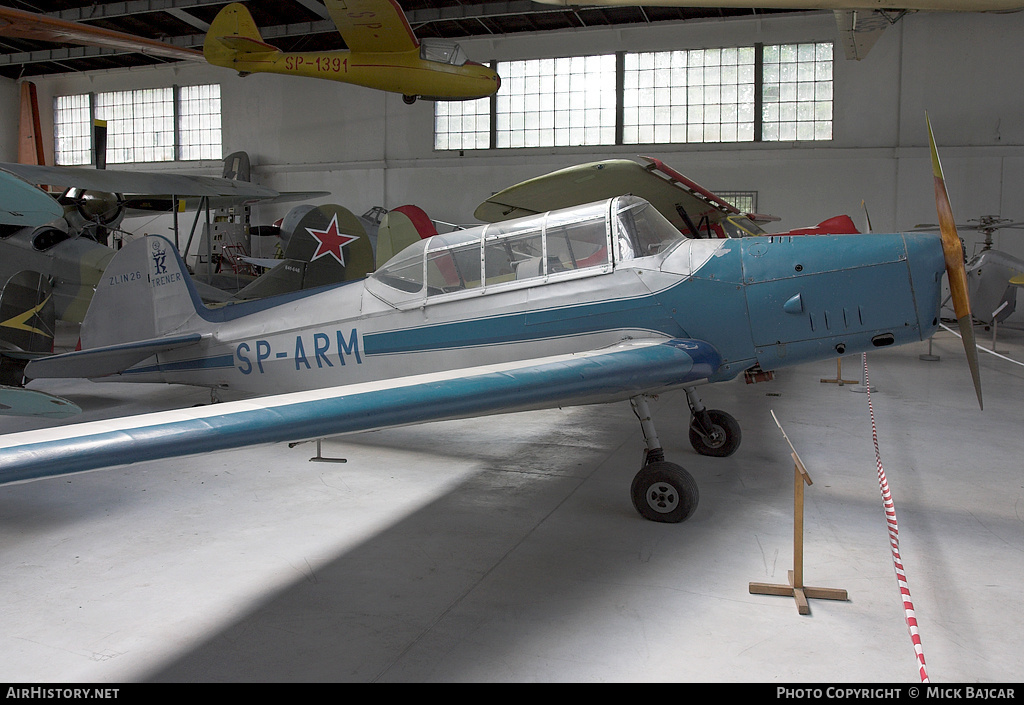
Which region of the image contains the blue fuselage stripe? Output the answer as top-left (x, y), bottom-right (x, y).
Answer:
top-left (363, 295), bottom-right (682, 355)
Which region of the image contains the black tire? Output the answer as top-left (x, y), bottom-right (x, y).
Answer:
top-left (630, 461), bottom-right (699, 523)
top-left (688, 409), bottom-right (741, 458)
top-left (402, 94), bottom-right (418, 104)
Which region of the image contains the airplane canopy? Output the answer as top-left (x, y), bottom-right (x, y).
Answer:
top-left (367, 196), bottom-right (684, 308)
top-left (420, 39), bottom-right (469, 67)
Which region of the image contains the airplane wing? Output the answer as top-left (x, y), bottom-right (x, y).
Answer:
top-left (124, 191), bottom-right (331, 215)
top-left (0, 169), bottom-right (64, 227)
top-left (475, 158), bottom-right (770, 235)
top-left (0, 6), bottom-right (202, 62)
top-left (0, 163), bottom-right (278, 200)
top-left (0, 387), bottom-right (80, 419)
top-left (834, 10), bottom-right (893, 60)
top-left (1, 338), bottom-right (721, 486)
top-left (324, 0), bottom-right (420, 54)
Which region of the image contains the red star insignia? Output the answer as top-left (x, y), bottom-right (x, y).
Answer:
top-left (307, 213), bottom-right (359, 265)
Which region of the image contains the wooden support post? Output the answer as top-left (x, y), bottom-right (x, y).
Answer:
top-left (820, 357), bottom-right (857, 386)
top-left (750, 414), bottom-right (848, 615)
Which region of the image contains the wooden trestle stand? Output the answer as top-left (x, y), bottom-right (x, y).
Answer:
top-left (749, 415), bottom-right (848, 615)
top-left (820, 357), bottom-right (857, 386)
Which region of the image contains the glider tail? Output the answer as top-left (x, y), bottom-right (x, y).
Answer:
top-left (80, 235), bottom-right (204, 351)
top-left (203, 2), bottom-right (279, 71)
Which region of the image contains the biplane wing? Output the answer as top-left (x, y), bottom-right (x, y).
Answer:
top-left (474, 157), bottom-right (774, 238)
top-left (0, 163), bottom-right (278, 201)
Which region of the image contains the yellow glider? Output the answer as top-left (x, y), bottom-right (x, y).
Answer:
top-left (204, 1), bottom-right (500, 103)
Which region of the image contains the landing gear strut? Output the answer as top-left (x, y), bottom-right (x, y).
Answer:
top-left (627, 390), bottom-right (742, 523)
top-left (629, 395), bottom-right (699, 523)
top-left (685, 387), bottom-right (741, 458)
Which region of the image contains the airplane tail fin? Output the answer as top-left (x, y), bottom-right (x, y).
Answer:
top-left (80, 235), bottom-right (204, 351)
top-left (221, 150), bottom-right (251, 182)
top-left (203, 3), bottom-right (279, 69)
top-left (375, 205), bottom-right (438, 268)
top-left (233, 205), bottom-right (373, 300)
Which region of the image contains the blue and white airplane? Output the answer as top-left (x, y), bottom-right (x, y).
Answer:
top-left (0, 124), bottom-right (981, 523)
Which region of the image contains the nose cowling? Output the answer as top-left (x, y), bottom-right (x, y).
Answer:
top-left (741, 233), bottom-right (941, 371)
top-left (902, 230), bottom-right (948, 341)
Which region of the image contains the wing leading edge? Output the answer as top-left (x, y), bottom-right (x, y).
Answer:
top-left (0, 338), bottom-right (721, 486)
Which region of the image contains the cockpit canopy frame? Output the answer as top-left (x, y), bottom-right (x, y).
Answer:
top-left (367, 195), bottom-right (684, 309)
top-left (419, 38), bottom-right (469, 67)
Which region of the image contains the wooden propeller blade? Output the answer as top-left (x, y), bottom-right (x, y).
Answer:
top-left (927, 114), bottom-right (983, 410)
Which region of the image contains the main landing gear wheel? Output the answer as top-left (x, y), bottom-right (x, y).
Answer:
top-left (631, 461), bottom-right (700, 523)
top-left (629, 395), bottom-right (704, 523)
top-left (688, 409), bottom-right (741, 458)
top-left (402, 94), bottom-right (418, 104)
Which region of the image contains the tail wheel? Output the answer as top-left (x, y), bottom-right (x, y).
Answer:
top-left (630, 461), bottom-right (699, 523)
top-left (403, 94), bottom-right (418, 104)
top-left (689, 409), bottom-right (741, 458)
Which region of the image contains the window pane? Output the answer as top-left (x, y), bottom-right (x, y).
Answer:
top-left (495, 54), bottom-right (616, 148)
top-left (179, 84), bottom-right (223, 161)
top-left (95, 87), bottom-right (174, 163)
top-left (434, 96), bottom-right (491, 150)
top-left (623, 47), bottom-right (755, 144)
top-left (53, 94), bottom-right (92, 165)
top-left (762, 42), bottom-right (833, 142)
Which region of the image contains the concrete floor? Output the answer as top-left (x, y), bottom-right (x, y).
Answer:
top-left (1, 326), bottom-right (1022, 683)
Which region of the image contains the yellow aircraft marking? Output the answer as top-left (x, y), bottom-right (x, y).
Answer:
top-left (1, 294), bottom-right (53, 337)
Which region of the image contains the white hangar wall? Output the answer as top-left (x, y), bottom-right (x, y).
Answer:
top-left (6, 10), bottom-right (1024, 259)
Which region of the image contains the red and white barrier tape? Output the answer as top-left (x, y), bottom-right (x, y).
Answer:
top-left (861, 353), bottom-right (929, 683)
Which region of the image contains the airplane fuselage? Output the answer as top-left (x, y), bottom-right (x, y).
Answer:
top-left (85, 197), bottom-right (946, 399)
top-left (225, 48), bottom-right (500, 100)
top-left (0, 227), bottom-right (113, 323)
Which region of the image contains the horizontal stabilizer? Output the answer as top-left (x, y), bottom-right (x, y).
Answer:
top-left (1, 338), bottom-right (721, 486)
top-left (25, 333), bottom-right (202, 380)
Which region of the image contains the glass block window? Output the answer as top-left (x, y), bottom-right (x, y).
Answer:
top-left (54, 85), bottom-right (223, 165)
top-left (178, 84), bottom-right (223, 161)
top-left (762, 42), bottom-right (833, 141)
top-left (495, 55), bottom-right (617, 148)
top-left (623, 47), bottom-right (756, 144)
top-left (53, 94), bottom-right (92, 165)
top-left (716, 191), bottom-right (758, 213)
top-left (95, 88), bottom-right (175, 163)
top-left (435, 97), bottom-right (491, 150)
